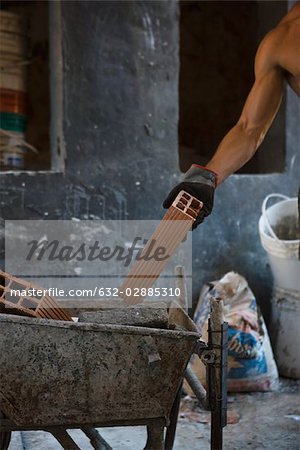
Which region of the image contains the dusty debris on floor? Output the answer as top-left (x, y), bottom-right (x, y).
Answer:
top-left (7, 379), bottom-right (299, 450)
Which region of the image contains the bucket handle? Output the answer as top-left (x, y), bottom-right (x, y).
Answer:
top-left (262, 193), bottom-right (291, 243)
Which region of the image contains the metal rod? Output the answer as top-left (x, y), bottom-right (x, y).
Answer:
top-left (48, 428), bottom-right (81, 450)
top-left (81, 426), bottom-right (112, 450)
top-left (209, 298), bottom-right (228, 450)
top-left (185, 365), bottom-right (207, 408)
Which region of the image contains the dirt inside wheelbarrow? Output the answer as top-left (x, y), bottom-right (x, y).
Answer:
top-left (77, 300), bottom-right (197, 333)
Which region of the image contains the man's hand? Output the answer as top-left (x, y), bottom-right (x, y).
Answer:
top-left (163, 165), bottom-right (217, 229)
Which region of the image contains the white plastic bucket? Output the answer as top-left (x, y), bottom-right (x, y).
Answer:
top-left (258, 194), bottom-right (300, 291)
top-left (270, 286), bottom-right (300, 379)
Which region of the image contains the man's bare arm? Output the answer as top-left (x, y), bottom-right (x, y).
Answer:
top-left (163, 4), bottom-right (298, 227)
top-left (206, 31), bottom-right (285, 185)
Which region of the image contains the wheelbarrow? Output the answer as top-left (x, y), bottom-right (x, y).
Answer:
top-left (0, 300), bottom-right (200, 450)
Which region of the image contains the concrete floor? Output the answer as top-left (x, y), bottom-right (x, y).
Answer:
top-left (8, 379), bottom-right (300, 450)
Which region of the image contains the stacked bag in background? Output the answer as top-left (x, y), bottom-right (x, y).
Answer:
top-left (187, 271), bottom-right (278, 393)
top-left (0, 10), bottom-right (28, 169)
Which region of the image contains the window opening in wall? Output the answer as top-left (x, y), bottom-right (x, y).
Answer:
top-left (0, 0), bottom-right (62, 172)
top-left (179, 0), bottom-right (286, 174)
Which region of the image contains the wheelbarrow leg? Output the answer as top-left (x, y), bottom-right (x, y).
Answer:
top-left (47, 428), bottom-right (81, 450)
top-left (144, 422), bottom-right (165, 450)
top-left (164, 383), bottom-right (182, 450)
top-left (0, 411), bottom-right (11, 450)
top-left (0, 430), bottom-right (11, 450)
top-left (81, 426), bottom-right (112, 450)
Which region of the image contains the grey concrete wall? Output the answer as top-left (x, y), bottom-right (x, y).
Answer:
top-left (0, 0), bottom-right (299, 322)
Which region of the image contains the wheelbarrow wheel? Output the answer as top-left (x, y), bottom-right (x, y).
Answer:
top-left (0, 411), bottom-right (11, 450)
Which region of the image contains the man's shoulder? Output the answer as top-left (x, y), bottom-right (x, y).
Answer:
top-left (255, 30), bottom-right (281, 74)
top-left (256, 16), bottom-right (300, 79)
top-left (255, 23), bottom-right (291, 74)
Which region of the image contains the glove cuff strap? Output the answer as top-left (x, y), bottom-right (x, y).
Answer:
top-left (192, 164), bottom-right (218, 185)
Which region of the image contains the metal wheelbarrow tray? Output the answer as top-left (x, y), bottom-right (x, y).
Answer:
top-left (0, 307), bottom-right (199, 431)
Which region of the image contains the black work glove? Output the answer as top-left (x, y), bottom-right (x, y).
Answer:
top-left (163, 164), bottom-right (217, 229)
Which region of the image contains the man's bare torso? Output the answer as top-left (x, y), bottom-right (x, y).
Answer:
top-left (276, 4), bottom-right (300, 95)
